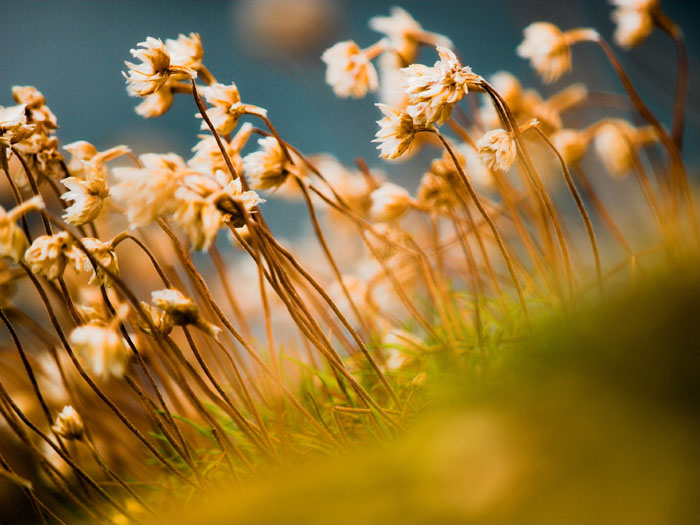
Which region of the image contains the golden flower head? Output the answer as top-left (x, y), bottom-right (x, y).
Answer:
top-left (12, 86), bottom-right (57, 130)
top-left (63, 140), bottom-right (130, 178)
top-left (78, 237), bottom-right (119, 286)
top-left (189, 122), bottom-right (253, 175)
top-left (70, 323), bottom-right (130, 379)
top-left (52, 406), bottom-right (84, 441)
top-left (550, 129), bottom-right (590, 165)
top-left (610, 0), bottom-right (658, 48)
top-left (402, 45), bottom-right (481, 126)
top-left (111, 153), bottom-right (190, 227)
top-left (151, 288), bottom-right (221, 338)
top-left (417, 171), bottom-right (458, 214)
top-left (135, 86), bottom-right (174, 118)
top-left (593, 119), bottom-right (657, 177)
top-left (322, 40), bottom-right (380, 98)
top-left (61, 162), bottom-right (109, 225)
top-left (373, 103), bottom-right (417, 160)
top-left (0, 104), bottom-right (36, 147)
top-left (24, 232), bottom-right (82, 281)
top-left (243, 136), bottom-right (301, 190)
top-left (370, 182), bottom-right (413, 222)
top-left (124, 37), bottom-right (195, 97)
top-left (0, 196), bottom-right (43, 262)
top-left (165, 32), bottom-right (204, 71)
top-left (198, 82), bottom-right (264, 136)
top-left (477, 129), bottom-right (517, 172)
top-left (369, 6), bottom-right (452, 64)
top-left (133, 301), bottom-right (173, 337)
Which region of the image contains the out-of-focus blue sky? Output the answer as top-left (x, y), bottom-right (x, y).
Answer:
top-left (2, 0), bottom-right (699, 235)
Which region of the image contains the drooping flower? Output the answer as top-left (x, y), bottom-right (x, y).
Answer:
top-left (61, 162), bottom-right (109, 225)
top-left (12, 86), bottom-right (57, 131)
top-left (517, 23), bottom-right (598, 83)
top-left (24, 232), bottom-right (82, 281)
top-left (322, 40), bottom-right (380, 98)
top-left (151, 288), bottom-right (221, 338)
top-left (135, 86), bottom-right (175, 118)
top-left (111, 153), bottom-right (191, 227)
top-left (78, 238), bottom-right (119, 286)
top-left (593, 119), bottom-right (658, 177)
top-left (369, 6), bottom-right (452, 64)
top-left (477, 129), bottom-right (517, 172)
top-left (0, 197), bottom-right (43, 262)
top-left (63, 140), bottom-right (130, 178)
top-left (164, 32), bottom-right (204, 71)
top-left (0, 104), bottom-right (35, 147)
top-left (189, 122), bottom-right (253, 176)
top-left (370, 182), bottom-right (413, 222)
top-left (243, 136), bottom-right (301, 190)
top-left (373, 103), bottom-right (417, 160)
top-left (198, 82), bottom-right (265, 135)
top-left (52, 406), bottom-right (84, 441)
top-left (70, 323), bottom-right (130, 379)
top-left (550, 129), bottom-right (590, 165)
top-left (124, 37), bottom-right (195, 97)
top-left (402, 45), bottom-right (481, 126)
top-left (610, 0), bottom-right (658, 48)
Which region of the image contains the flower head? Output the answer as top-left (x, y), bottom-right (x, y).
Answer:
top-left (164, 32), bottom-right (204, 71)
top-left (12, 86), bottom-right (57, 130)
top-left (369, 7), bottom-right (452, 64)
top-left (593, 119), bottom-right (658, 177)
top-left (477, 129), bottom-right (517, 172)
top-left (551, 129), bottom-right (590, 165)
top-left (0, 104), bottom-right (35, 147)
top-left (199, 82), bottom-right (258, 135)
top-left (370, 182), bottom-right (413, 222)
top-left (151, 288), bottom-right (221, 338)
top-left (610, 0), bottom-right (658, 48)
top-left (124, 37), bottom-right (195, 97)
top-left (243, 136), bottom-right (300, 190)
top-left (135, 87), bottom-right (174, 118)
top-left (517, 23), bottom-right (580, 83)
top-left (402, 46), bottom-right (481, 126)
top-left (24, 232), bottom-right (82, 281)
top-left (79, 238), bottom-right (119, 286)
top-left (189, 122), bottom-right (253, 175)
top-left (70, 323), bottom-right (130, 379)
top-left (373, 103), bottom-right (417, 160)
top-left (0, 197), bottom-right (43, 262)
top-left (52, 406), bottom-right (84, 441)
top-left (61, 162), bottom-right (109, 225)
top-left (322, 40), bottom-right (379, 98)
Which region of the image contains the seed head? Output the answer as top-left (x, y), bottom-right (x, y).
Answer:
top-left (52, 406), bottom-right (84, 441)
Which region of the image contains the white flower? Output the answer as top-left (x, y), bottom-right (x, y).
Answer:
top-left (12, 86), bottom-right (57, 130)
top-left (322, 40), bottom-right (379, 98)
top-left (243, 136), bottom-right (300, 190)
top-left (78, 238), bottom-right (119, 286)
top-left (52, 406), bottom-right (84, 441)
top-left (24, 232), bottom-right (82, 281)
top-left (70, 323), bottom-right (130, 379)
top-left (124, 37), bottom-right (195, 97)
top-left (370, 182), bottom-right (413, 222)
top-left (111, 153), bottom-right (191, 227)
top-left (369, 7), bottom-right (452, 63)
top-left (0, 104), bottom-right (35, 147)
top-left (610, 0), bottom-right (658, 48)
top-left (373, 103), bottom-right (417, 160)
top-left (477, 129), bottom-right (517, 172)
top-left (550, 129), bottom-right (590, 165)
top-left (61, 162), bottom-right (109, 225)
top-left (402, 46), bottom-right (481, 126)
top-left (135, 86), bottom-right (174, 118)
top-left (189, 122), bottom-right (253, 175)
top-left (198, 82), bottom-right (264, 135)
top-left (164, 32), bottom-right (204, 71)
top-left (593, 119), bottom-right (657, 177)
top-left (0, 197), bottom-right (43, 262)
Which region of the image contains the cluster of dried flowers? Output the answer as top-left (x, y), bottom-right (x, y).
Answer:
top-left (0, 1), bottom-right (694, 521)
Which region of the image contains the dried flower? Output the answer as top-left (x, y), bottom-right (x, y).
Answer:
top-left (0, 105), bottom-right (35, 147)
top-left (78, 238), bottom-right (119, 286)
top-left (151, 288), bottom-right (221, 338)
top-left (610, 0), bottom-right (658, 48)
top-left (369, 7), bottom-right (452, 64)
top-left (124, 37), bottom-right (195, 97)
top-left (61, 162), bottom-right (109, 225)
top-left (0, 197), bottom-right (43, 262)
top-left (52, 406), bottom-right (84, 441)
top-left (164, 32), bottom-right (204, 71)
top-left (63, 140), bottom-right (130, 178)
top-left (370, 182), bottom-right (413, 222)
top-left (133, 301), bottom-right (173, 337)
top-left (112, 153), bottom-right (191, 227)
top-left (593, 119), bottom-right (658, 177)
top-left (12, 86), bottom-right (57, 130)
top-left (517, 23), bottom-right (598, 83)
top-left (322, 40), bottom-right (380, 98)
top-left (477, 129), bottom-right (517, 172)
top-left (551, 129), bottom-right (590, 165)
top-left (198, 82), bottom-right (265, 135)
top-left (373, 103), bottom-right (417, 160)
top-left (70, 323), bottom-right (130, 379)
top-left (402, 45), bottom-right (481, 126)
top-left (243, 136), bottom-right (300, 190)
top-left (24, 232), bottom-right (82, 281)
top-left (135, 86), bottom-right (175, 118)
top-left (190, 122), bottom-right (253, 175)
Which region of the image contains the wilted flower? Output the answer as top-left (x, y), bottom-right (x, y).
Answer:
top-left (370, 182), bottom-right (413, 222)
top-left (70, 323), bottom-right (130, 379)
top-left (52, 406), bottom-right (84, 441)
top-left (112, 153), bottom-right (191, 227)
top-left (0, 197), bottom-right (43, 262)
top-left (61, 162), bottom-right (109, 225)
top-left (373, 103), bottom-right (417, 160)
top-left (593, 119), bottom-right (658, 177)
top-left (133, 301), bottom-right (173, 337)
top-left (164, 32), bottom-right (204, 71)
top-left (135, 86), bottom-right (175, 118)
top-left (151, 288), bottom-right (221, 338)
top-left (369, 6), bottom-right (452, 64)
top-left (322, 40), bottom-right (380, 98)
top-left (477, 129), bottom-right (517, 172)
top-left (610, 0), bottom-right (658, 48)
top-left (243, 136), bottom-right (301, 190)
top-left (517, 23), bottom-right (598, 83)
top-left (12, 86), bottom-right (57, 130)
top-left (24, 232), bottom-right (82, 281)
top-left (402, 45), bottom-right (481, 126)
top-left (0, 105), bottom-right (35, 147)
top-left (124, 37), bottom-right (195, 97)
top-left (190, 122), bottom-right (253, 175)
top-left (550, 129), bottom-right (590, 165)
top-left (78, 238), bottom-right (119, 286)
top-left (199, 82), bottom-right (265, 135)
top-left (63, 140), bottom-right (130, 178)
